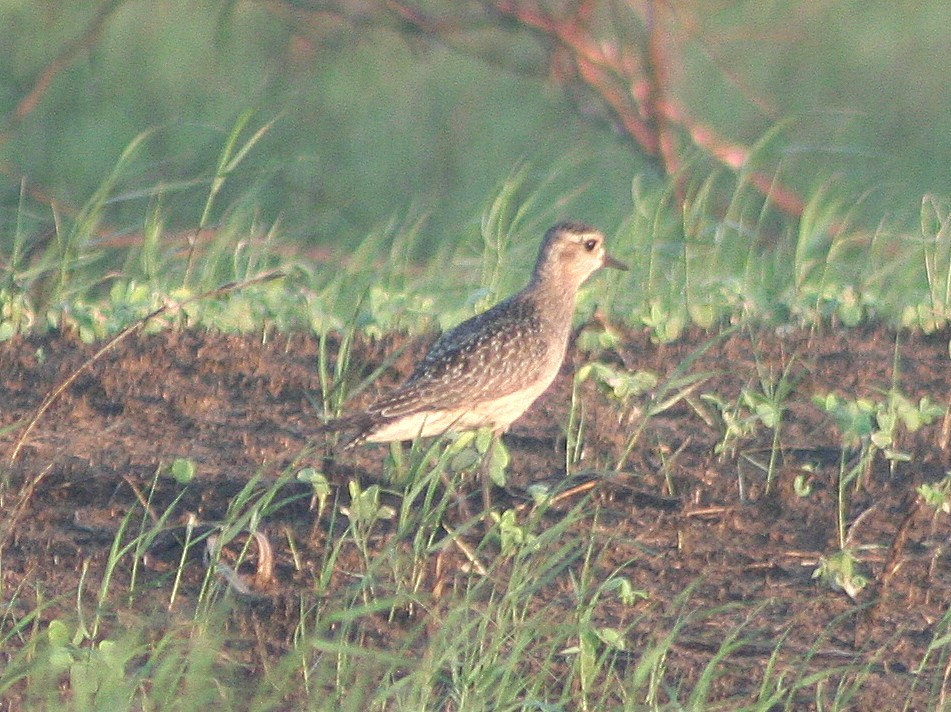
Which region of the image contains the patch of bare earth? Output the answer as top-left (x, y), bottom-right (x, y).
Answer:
top-left (2, 325), bottom-right (951, 708)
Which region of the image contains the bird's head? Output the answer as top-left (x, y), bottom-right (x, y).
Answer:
top-left (533, 221), bottom-right (629, 291)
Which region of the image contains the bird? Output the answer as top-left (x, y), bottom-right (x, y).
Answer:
top-left (326, 220), bottom-right (628, 513)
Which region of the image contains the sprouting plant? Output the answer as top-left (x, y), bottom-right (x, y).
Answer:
top-left (577, 361), bottom-right (659, 404)
top-left (443, 427), bottom-right (511, 490)
top-left (815, 394), bottom-right (880, 550)
top-left (700, 392), bottom-right (760, 460)
top-left (701, 352), bottom-right (796, 494)
top-left (918, 472), bottom-right (951, 514)
top-left (748, 351), bottom-right (798, 489)
top-left (495, 509), bottom-right (536, 556)
top-left (28, 620), bottom-right (140, 710)
top-left (575, 322), bottom-right (624, 354)
top-left (793, 464), bottom-right (818, 497)
top-left (814, 380), bottom-right (944, 576)
top-left (869, 391), bottom-right (945, 465)
top-left (815, 391), bottom-right (945, 477)
top-left (606, 330), bottom-right (732, 473)
top-left (565, 567), bottom-right (647, 702)
top-left (641, 299), bottom-right (687, 344)
top-left (573, 360), bottom-right (669, 476)
top-left (297, 467), bottom-right (331, 519)
top-left (341, 481), bottom-right (396, 526)
top-left (0, 288), bottom-right (35, 342)
top-left (340, 480), bottom-right (396, 564)
top-left (812, 548), bottom-right (869, 599)
top-left (169, 457), bottom-right (197, 485)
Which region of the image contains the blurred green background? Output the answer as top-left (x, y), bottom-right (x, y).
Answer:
top-left (4, 0), bottom-right (950, 254)
top-left (0, 1), bottom-right (639, 250)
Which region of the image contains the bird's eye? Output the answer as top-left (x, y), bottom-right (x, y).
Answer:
top-left (583, 238), bottom-right (598, 251)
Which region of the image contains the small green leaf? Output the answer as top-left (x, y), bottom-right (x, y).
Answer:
top-left (918, 481), bottom-right (951, 513)
top-left (449, 448), bottom-right (481, 472)
top-left (47, 619), bottom-right (71, 648)
top-left (170, 457), bottom-right (197, 484)
top-left (526, 483), bottom-right (552, 504)
top-left (488, 437), bottom-right (510, 487)
top-left (445, 431), bottom-right (476, 457)
top-left (343, 481), bottom-right (394, 523)
top-left (793, 473), bottom-right (813, 497)
top-left (297, 468), bottom-right (331, 514)
top-left (601, 576), bottom-right (647, 606)
top-left (497, 508), bottom-right (534, 554)
top-left (595, 626), bottom-right (626, 650)
top-left (475, 428), bottom-right (494, 454)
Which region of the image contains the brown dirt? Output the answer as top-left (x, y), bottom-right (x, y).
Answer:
top-left (2, 324), bottom-right (951, 709)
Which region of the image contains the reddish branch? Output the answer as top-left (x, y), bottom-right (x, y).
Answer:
top-left (3, 0), bottom-right (813, 230)
top-left (496, 0), bottom-right (660, 154)
top-left (0, 0), bottom-right (129, 227)
top-left (0, 0), bottom-right (127, 145)
top-left (386, 0), bottom-right (809, 220)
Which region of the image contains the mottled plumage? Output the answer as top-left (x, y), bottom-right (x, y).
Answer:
top-left (334, 221), bottom-right (628, 447)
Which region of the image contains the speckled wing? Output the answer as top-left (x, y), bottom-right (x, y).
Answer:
top-left (366, 296), bottom-right (552, 420)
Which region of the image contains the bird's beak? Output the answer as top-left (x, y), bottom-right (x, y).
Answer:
top-left (602, 253), bottom-right (629, 271)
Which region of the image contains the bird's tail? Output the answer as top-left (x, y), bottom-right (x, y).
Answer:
top-left (314, 415), bottom-right (370, 450)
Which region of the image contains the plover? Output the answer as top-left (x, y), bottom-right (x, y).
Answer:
top-left (329, 221), bottom-right (628, 510)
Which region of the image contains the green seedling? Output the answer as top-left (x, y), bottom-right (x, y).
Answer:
top-left (816, 391), bottom-right (945, 469)
top-left (814, 395), bottom-right (878, 549)
top-left (0, 289), bottom-right (33, 342)
top-left (339, 479), bottom-right (396, 567)
top-left (918, 472), bottom-right (951, 514)
top-left (610, 332), bottom-right (725, 472)
top-left (340, 481), bottom-right (396, 526)
top-left (793, 464), bottom-right (818, 497)
top-left (444, 427), bottom-right (511, 489)
top-left (575, 322), bottom-right (624, 354)
top-left (870, 391), bottom-right (945, 462)
top-left (702, 362), bottom-right (794, 493)
top-left (576, 361), bottom-right (658, 403)
top-left (701, 391), bottom-right (760, 459)
top-left (565, 570), bottom-right (647, 700)
top-left (816, 393), bottom-right (877, 446)
top-left (297, 467), bottom-right (331, 519)
top-left (641, 299), bottom-right (687, 344)
top-left (478, 428), bottom-right (510, 488)
top-left (26, 620), bottom-right (138, 711)
top-left (599, 574), bottom-right (648, 607)
top-left (495, 508), bottom-right (536, 555)
top-left (812, 548), bottom-right (869, 599)
top-left (169, 457), bottom-right (197, 485)
top-left (570, 360), bottom-right (661, 477)
top-left (812, 385), bottom-right (944, 591)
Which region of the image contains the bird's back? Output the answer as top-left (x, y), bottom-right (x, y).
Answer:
top-left (367, 292), bottom-right (564, 422)
top-left (332, 220), bottom-right (626, 446)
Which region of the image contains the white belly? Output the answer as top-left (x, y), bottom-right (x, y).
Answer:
top-left (365, 372), bottom-right (557, 443)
